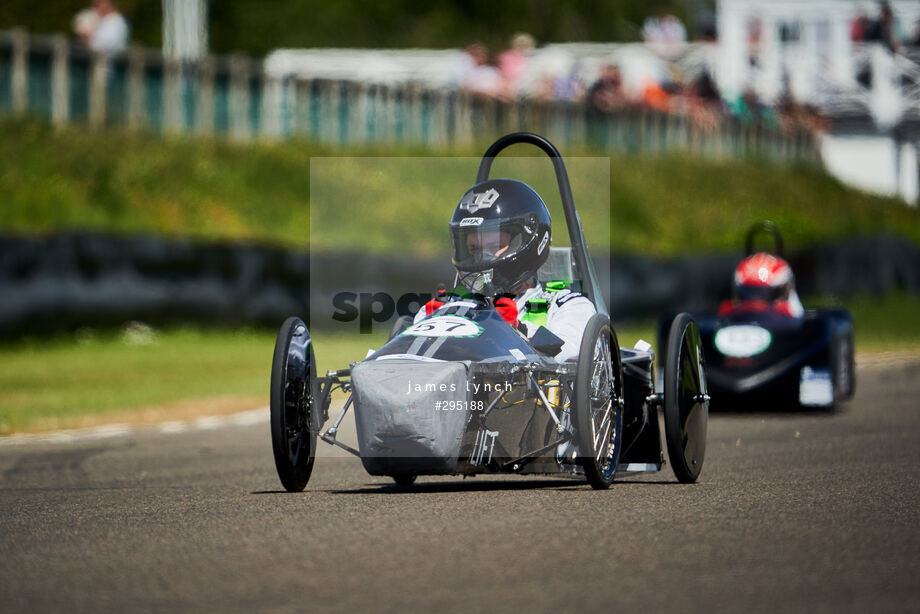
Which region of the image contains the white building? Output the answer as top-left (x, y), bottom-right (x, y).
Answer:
top-left (718, 0), bottom-right (920, 203)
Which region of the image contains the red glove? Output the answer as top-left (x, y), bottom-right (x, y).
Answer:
top-left (494, 297), bottom-right (518, 326)
top-left (425, 298), bottom-right (444, 315)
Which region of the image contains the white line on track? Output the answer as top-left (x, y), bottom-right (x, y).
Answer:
top-left (0, 407), bottom-right (269, 447)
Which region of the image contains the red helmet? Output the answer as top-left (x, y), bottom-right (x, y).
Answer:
top-left (733, 252), bottom-right (794, 303)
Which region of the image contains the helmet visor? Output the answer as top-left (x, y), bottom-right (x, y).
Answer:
top-left (450, 220), bottom-right (531, 270)
top-left (735, 283), bottom-right (788, 303)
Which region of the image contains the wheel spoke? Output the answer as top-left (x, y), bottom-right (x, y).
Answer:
top-left (591, 333), bottom-right (618, 463)
top-left (593, 399), bottom-right (612, 459)
top-left (576, 317), bottom-right (625, 487)
top-left (603, 341), bottom-right (614, 390)
top-left (588, 406), bottom-right (598, 452)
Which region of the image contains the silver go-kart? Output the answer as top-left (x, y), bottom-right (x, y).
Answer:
top-left (270, 133), bottom-right (709, 490)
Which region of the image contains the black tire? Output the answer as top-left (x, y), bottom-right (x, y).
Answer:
top-left (392, 474), bottom-right (417, 487)
top-left (833, 324), bottom-right (856, 401)
top-left (270, 317), bottom-right (317, 492)
top-left (663, 313), bottom-right (709, 484)
top-left (843, 327), bottom-right (856, 399)
top-left (573, 314), bottom-right (624, 490)
top-left (389, 315), bottom-right (415, 341)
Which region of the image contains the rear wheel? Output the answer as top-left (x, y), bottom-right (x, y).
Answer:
top-left (270, 317), bottom-right (317, 492)
top-left (573, 314), bottom-right (624, 490)
top-left (663, 313), bottom-right (709, 484)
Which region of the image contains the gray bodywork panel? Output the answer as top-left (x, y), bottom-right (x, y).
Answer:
top-left (351, 359), bottom-right (470, 475)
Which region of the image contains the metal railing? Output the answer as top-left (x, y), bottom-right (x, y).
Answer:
top-left (0, 29), bottom-right (819, 163)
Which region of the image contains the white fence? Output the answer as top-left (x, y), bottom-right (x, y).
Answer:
top-left (0, 29), bottom-right (819, 163)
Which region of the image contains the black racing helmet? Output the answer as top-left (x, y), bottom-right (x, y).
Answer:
top-left (449, 179), bottom-right (552, 294)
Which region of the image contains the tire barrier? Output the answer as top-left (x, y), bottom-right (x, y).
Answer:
top-left (609, 233), bottom-right (920, 316)
top-left (0, 232), bottom-right (309, 337)
top-left (0, 231), bottom-right (918, 337)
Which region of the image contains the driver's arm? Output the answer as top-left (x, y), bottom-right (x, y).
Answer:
top-left (546, 290), bottom-right (597, 361)
top-left (787, 289), bottom-right (805, 317)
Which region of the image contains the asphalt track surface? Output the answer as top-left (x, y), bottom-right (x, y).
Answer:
top-left (2, 359), bottom-right (919, 613)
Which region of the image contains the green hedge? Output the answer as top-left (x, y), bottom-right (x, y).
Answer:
top-left (1, 118), bottom-right (918, 257)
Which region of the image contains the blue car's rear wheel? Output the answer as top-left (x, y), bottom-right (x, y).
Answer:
top-left (574, 314), bottom-right (624, 490)
top-left (270, 317), bottom-right (317, 492)
top-left (663, 313), bottom-right (709, 483)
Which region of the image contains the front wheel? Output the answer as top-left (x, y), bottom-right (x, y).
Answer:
top-left (392, 474), bottom-right (417, 488)
top-left (663, 313), bottom-right (709, 484)
top-left (573, 314), bottom-right (624, 490)
top-left (832, 322), bottom-right (856, 402)
top-left (270, 317), bottom-right (317, 492)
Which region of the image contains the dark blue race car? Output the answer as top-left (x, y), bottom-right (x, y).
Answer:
top-left (659, 223), bottom-right (855, 410)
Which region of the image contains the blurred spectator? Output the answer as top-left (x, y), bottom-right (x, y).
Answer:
top-left (697, 14), bottom-right (718, 42)
top-left (89, 0), bottom-right (129, 54)
top-left (439, 20), bottom-right (833, 138)
top-left (747, 17), bottom-right (762, 67)
top-left (851, 11), bottom-right (872, 42)
top-left (729, 86), bottom-right (778, 127)
top-left (552, 64), bottom-right (585, 102)
top-left (642, 7), bottom-right (687, 59)
top-left (640, 79), bottom-right (672, 113)
top-left (693, 70), bottom-right (721, 104)
top-left (670, 69), bottom-right (722, 129)
top-left (801, 104), bottom-right (829, 133)
top-left (864, 1), bottom-right (899, 54)
top-left (459, 42), bottom-right (507, 100)
top-left (72, 6), bottom-right (100, 44)
top-left (498, 33), bottom-right (536, 96)
top-left (535, 63), bottom-right (585, 103)
top-left (588, 64), bottom-right (630, 112)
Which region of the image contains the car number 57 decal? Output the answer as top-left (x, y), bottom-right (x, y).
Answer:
top-left (401, 315), bottom-right (483, 338)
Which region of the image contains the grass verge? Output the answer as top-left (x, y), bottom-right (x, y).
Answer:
top-left (0, 326), bottom-right (387, 434)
